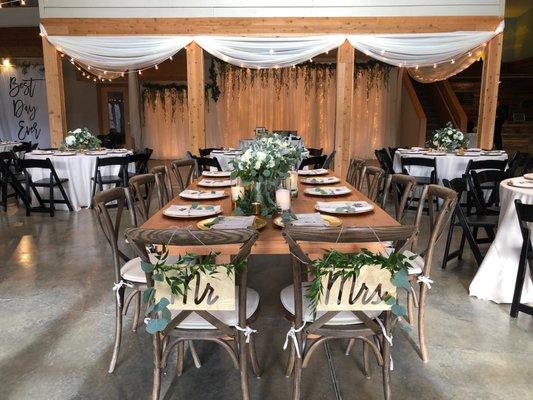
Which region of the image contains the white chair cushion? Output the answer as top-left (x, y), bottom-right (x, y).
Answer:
top-left (120, 255), bottom-right (181, 283)
top-left (280, 283), bottom-right (382, 326)
top-left (169, 287), bottom-right (260, 330)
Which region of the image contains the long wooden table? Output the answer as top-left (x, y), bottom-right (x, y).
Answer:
top-left (141, 171), bottom-right (399, 255)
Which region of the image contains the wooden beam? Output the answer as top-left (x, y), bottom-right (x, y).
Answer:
top-left (41, 37), bottom-right (66, 148)
top-left (40, 16), bottom-right (502, 36)
top-left (186, 42), bottom-right (206, 153)
top-left (477, 32), bottom-right (503, 149)
top-left (334, 40), bottom-right (355, 178)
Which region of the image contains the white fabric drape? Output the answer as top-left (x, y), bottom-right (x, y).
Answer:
top-left (347, 21), bottom-right (503, 68)
top-left (195, 36), bottom-right (345, 69)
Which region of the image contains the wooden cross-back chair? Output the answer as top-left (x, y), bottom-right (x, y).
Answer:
top-left (170, 158), bottom-right (196, 192)
top-left (92, 187), bottom-right (143, 374)
top-left (128, 173), bottom-right (156, 225)
top-left (346, 157), bottom-right (366, 190)
top-left (381, 174), bottom-right (417, 223)
top-left (401, 184), bottom-right (457, 362)
top-left (281, 225), bottom-right (418, 400)
top-left (150, 165), bottom-right (173, 208)
top-left (364, 165), bottom-right (386, 203)
top-left (125, 227), bottom-right (260, 400)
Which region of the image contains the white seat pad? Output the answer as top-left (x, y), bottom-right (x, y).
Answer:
top-left (280, 283), bottom-right (382, 326)
top-left (120, 255), bottom-right (181, 283)
top-left (169, 287), bottom-right (260, 330)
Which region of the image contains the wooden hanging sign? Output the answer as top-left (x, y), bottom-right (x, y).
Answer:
top-left (316, 265), bottom-right (395, 311)
top-left (154, 267), bottom-right (236, 311)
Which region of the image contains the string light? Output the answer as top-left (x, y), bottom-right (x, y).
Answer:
top-left (0, 0), bottom-right (26, 8)
top-left (169, 55), bottom-right (173, 60)
top-left (1, 58), bottom-right (12, 68)
top-left (154, 65), bottom-right (158, 70)
top-left (451, 59), bottom-right (455, 64)
top-left (433, 64), bottom-right (437, 69)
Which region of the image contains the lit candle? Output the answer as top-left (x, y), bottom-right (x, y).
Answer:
top-left (289, 171), bottom-right (299, 197)
top-left (276, 188), bottom-right (291, 211)
top-left (231, 185), bottom-right (244, 201)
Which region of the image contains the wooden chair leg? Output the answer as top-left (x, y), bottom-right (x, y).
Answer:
top-left (292, 349), bottom-right (303, 400)
top-left (239, 332), bottom-right (251, 400)
top-left (108, 286), bottom-right (125, 374)
top-left (176, 340), bottom-right (185, 376)
top-left (418, 286), bottom-right (428, 363)
top-left (152, 334), bottom-right (162, 400)
top-left (363, 340), bottom-right (371, 379)
top-left (248, 333), bottom-right (262, 378)
top-left (284, 341), bottom-right (295, 377)
top-left (345, 338), bottom-right (355, 355)
top-left (132, 291), bottom-right (141, 332)
top-left (382, 315), bottom-right (392, 400)
top-left (407, 289), bottom-right (415, 325)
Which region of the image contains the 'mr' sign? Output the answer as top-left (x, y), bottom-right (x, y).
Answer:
top-left (317, 265), bottom-right (395, 311)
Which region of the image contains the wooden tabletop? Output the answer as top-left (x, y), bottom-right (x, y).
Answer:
top-left (141, 171), bottom-right (399, 255)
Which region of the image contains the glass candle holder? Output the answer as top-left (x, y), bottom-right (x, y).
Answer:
top-left (275, 178), bottom-right (291, 212)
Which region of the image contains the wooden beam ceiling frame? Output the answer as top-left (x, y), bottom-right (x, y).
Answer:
top-left (40, 16), bottom-right (503, 36)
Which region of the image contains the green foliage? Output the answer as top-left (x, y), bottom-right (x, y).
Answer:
top-left (142, 247), bottom-right (246, 334)
top-left (306, 248), bottom-right (416, 320)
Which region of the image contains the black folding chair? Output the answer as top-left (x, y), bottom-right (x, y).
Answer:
top-left (0, 151), bottom-right (29, 212)
top-left (298, 155), bottom-right (326, 170)
top-left (21, 158), bottom-right (73, 216)
top-left (465, 159), bottom-right (507, 215)
top-left (442, 177), bottom-right (498, 269)
top-left (375, 148), bottom-right (395, 174)
top-left (388, 147), bottom-right (398, 161)
top-left (306, 147), bottom-right (323, 157)
top-left (90, 156), bottom-right (130, 201)
top-left (196, 156), bottom-right (222, 174)
top-left (401, 156), bottom-right (438, 210)
top-left (129, 148), bottom-right (152, 176)
top-left (511, 199), bottom-right (533, 317)
top-left (508, 152), bottom-right (533, 177)
top-left (468, 169), bottom-right (509, 216)
top-left (198, 147), bottom-right (222, 157)
top-left (322, 150), bottom-right (336, 169)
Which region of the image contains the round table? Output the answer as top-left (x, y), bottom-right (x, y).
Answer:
top-left (469, 178), bottom-right (533, 303)
top-left (393, 151), bottom-right (508, 183)
top-left (24, 151), bottom-right (133, 211)
top-left (211, 149), bottom-right (311, 172)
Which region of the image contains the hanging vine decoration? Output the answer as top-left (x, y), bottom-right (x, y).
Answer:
top-left (141, 83), bottom-right (188, 121)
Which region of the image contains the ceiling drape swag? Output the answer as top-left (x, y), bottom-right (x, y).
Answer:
top-left (40, 22), bottom-right (503, 82)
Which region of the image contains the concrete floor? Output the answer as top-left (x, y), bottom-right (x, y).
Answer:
top-left (0, 203), bottom-right (532, 400)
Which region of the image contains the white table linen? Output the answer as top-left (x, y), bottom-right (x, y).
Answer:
top-left (393, 151), bottom-right (508, 183)
top-left (209, 151), bottom-right (241, 172)
top-left (0, 142), bottom-right (20, 152)
top-left (469, 178), bottom-right (533, 303)
top-left (24, 152), bottom-right (133, 211)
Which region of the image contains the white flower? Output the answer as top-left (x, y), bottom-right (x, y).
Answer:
top-left (65, 135), bottom-right (76, 146)
top-left (256, 151), bottom-right (267, 162)
top-left (254, 160), bottom-right (262, 170)
top-left (73, 128), bottom-right (82, 134)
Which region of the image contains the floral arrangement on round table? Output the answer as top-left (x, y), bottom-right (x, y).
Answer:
top-left (431, 122), bottom-right (467, 151)
top-left (61, 127), bottom-right (101, 150)
top-left (230, 133), bottom-right (303, 216)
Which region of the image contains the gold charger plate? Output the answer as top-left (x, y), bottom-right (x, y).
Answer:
top-left (197, 216), bottom-right (267, 231)
top-left (273, 214), bottom-right (342, 228)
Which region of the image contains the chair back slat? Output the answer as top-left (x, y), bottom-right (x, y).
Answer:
top-left (171, 158), bottom-right (196, 191)
top-left (322, 151), bottom-right (336, 169)
top-left (150, 165), bottom-right (173, 207)
top-left (346, 158), bottom-right (365, 190)
top-left (128, 173), bottom-right (156, 224)
top-left (364, 166), bottom-right (385, 202)
top-left (381, 174), bottom-right (416, 222)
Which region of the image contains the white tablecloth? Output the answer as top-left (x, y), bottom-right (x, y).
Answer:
top-left (0, 142), bottom-right (20, 152)
top-left (24, 152), bottom-right (133, 211)
top-left (469, 179), bottom-right (533, 303)
top-left (209, 151), bottom-right (241, 171)
top-left (393, 151), bottom-right (508, 183)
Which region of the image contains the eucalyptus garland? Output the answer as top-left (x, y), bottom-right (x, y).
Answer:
top-left (140, 248), bottom-right (246, 334)
top-left (306, 248), bottom-right (417, 320)
top-left (141, 82), bottom-right (188, 119)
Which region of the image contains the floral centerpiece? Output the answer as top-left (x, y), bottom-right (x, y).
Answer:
top-left (230, 133), bottom-right (303, 216)
top-left (431, 122), bottom-right (467, 151)
top-left (61, 127), bottom-right (101, 150)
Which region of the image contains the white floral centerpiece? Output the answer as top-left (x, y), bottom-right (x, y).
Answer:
top-left (61, 127), bottom-right (101, 150)
top-left (431, 122), bottom-right (467, 151)
top-left (230, 133), bottom-right (303, 215)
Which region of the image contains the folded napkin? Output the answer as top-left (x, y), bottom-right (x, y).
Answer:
top-left (199, 179), bottom-right (234, 186)
top-left (317, 201), bottom-right (371, 213)
top-left (291, 213), bottom-right (327, 226)
top-left (298, 168), bottom-right (327, 176)
top-left (180, 189), bottom-right (224, 198)
top-left (311, 186), bottom-right (350, 195)
top-left (211, 216), bottom-right (256, 230)
top-left (166, 204), bottom-right (221, 217)
top-left (305, 176), bottom-right (338, 183)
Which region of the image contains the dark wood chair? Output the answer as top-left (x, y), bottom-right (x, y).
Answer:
top-left (441, 177), bottom-right (499, 269)
top-left (281, 225), bottom-right (418, 400)
top-left (375, 148), bottom-right (395, 175)
top-left (171, 158), bottom-right (196, 192)
top-left (363, 165), bottom-right (386, 203)
top-left (21, 158), bottom-right (73, 216)
top-left (90, 156), bottom-right (130, 202)
top-left (381, 174), bottom-right (417, 223)
top-left (346, 157), bottom-right (366, 190)
top-left (511, 199), bottom-right (533, 318)
top-left (150, 165), bottom-right (173, 208)
top-left (199, 147), bottom-right (222, 157)
top-left (125, 227), bottom-right (260, 400)
top-left (321, 150), bottom-right (336, 169)
top-left (128, 173), bottom-right (156, 225)
top-left (306, 147), bottom-right (323, 157)
top-left (298, 155), bottom-right (326, 170)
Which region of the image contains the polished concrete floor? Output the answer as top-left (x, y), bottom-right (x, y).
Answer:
top-left (0, 203), bottom-right (532, 400)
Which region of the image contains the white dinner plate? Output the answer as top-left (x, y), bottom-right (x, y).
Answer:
top-left (202, 170), bottom-right (232, 178)
top-left (163, 204), bottom-right (222, 218)
top-left (422, 151), bottom-right (446, 156)
top-left (85, 150), bottom-right (108, 156)
top-left (301, 176), bottom-right (340, 185)
top-left (297, 168), bottom-right (328, 176)
top-left (315, 201), bottom-right (374, 215)
top-left (304, 186), bottom-right (351, 196)
top-left (508, 179), bottom-right (533, 189)
top-left (198, 179), bottom-right (236, 188)
top-left (30, 150), bottom-right (54, 155)
top-left (53, 151), bottom-right (77, 156)
top-left (109, 148), bottom-right (129, 153)
top-left (179, 189), bottom-right (227, 200)
top-left (523, 173), bottom-right (533, 181)
top-left (483, 151), bottom-right (506, 156)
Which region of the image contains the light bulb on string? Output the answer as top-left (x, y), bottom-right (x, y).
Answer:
top-left (433, 64), bottom-right (437, 69)
top-left (138, 70), bottom-right (142, 75)
top-left (451, 59), bottom-right (455, 64)
top-left (121, 72), bottom-right (124, 77)
top-left (154, 65), bottom-right (158, 70)
top-left (87, 66), bottom-right (91, 70)
top-left (169, 55), bottom-right (173, 61)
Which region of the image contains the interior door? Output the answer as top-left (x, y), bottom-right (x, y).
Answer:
top-left (97, 85), bottom-right (131, 148)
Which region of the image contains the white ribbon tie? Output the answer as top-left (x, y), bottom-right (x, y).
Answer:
top-left (375, 318), bottom-right (393, 346)
top-left (236, 325), bottom-right (258, 343)
top-left (417, 275), bottom-right (434, 289)
top-left (283, 322), bottom-right (306, 358)
top-left (112, 280), bottom-right (134, 303)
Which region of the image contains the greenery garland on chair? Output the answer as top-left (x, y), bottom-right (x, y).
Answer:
top-left (140, 248), bottom-right (246, 334)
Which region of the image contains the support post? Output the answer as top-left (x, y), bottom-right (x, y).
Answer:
top-left (128, 71), bottom-right (142, 149)
top-left (186, 43), bottom-right (206, 152)
top-left (334, 41), bottom-right (355, 177)
top-left (477, 33), bottom-right (503, 149)
top-left (42, 37), bottom-right (66, 148)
